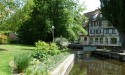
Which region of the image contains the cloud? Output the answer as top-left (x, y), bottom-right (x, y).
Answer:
top-left (79, 0), bottom-right (100, 13)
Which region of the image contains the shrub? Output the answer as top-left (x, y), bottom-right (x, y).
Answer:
top-left (49, 43), bottom-right (60, 55)
top-left (8, 32), bottom-right (18, 44)
top-left (32, 41), bottom-right (49, 61)
top-left (35, 41), bottom-right (50, 53)
top-left (0, 33), bottom-right (8, 44)
top-left (32, 41), bottom-right (61, 60)
top-left (35, 41), bottom-right (61, 55)
top-left (54, 37), bottom-right (69, 49)
top-left (31, 50), bottom-right (46, 61)
top-left (14, 52), bottom-right (31, 73)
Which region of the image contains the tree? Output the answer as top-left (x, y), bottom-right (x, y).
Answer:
top-left (0, 0), bottom-right (34, 31)
top-left (18, 0), bottom-right (87, 44)
top-left (0, 0), bottom-right (21, 23)
top-left (100, 0), bottom-right (125, 47)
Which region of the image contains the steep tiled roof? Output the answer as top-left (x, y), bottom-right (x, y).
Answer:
top-left (83, 9), bottom-right (101, 27)
top-left (84, 9), bottom-right (100, 19)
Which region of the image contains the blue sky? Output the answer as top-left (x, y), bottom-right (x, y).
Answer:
top-left (79, 0), bottom-right (100, 13)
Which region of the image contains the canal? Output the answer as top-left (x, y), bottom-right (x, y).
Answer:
top-left (69, 55), bottom-right (125, 75)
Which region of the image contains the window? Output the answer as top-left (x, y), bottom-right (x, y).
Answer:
top-left (95, 30), bottom-right (101, 34)
top-left (100, 38), bottom-right (103, 44)
top-left (101, 29), bottom-right (103, 33)
top-left (95, 38), bottom-right (98, 41)
top-left (106, 29), bottom-right (109, 34)
top-left (95, 30), bottom-right (98, 34)
top-left (90, 38), bottom-right (93, 42)
top-left (97, 21), bottom-right (100, 26)
top-left (95, 38), bottom-right (98, 44)
top-left (99, 21), bottom-right (102, 26)
top-left (90, 38), bottom-right (93, 44)
top-left (90, 30), bottom-right (92, 34)
top-left (98, 30), bottom-right (101, 34)
top-left (112, 29), bottom-right (116, 34)
top-left (92, 30), bottom-right (95, 34)
top-left (111, 38), bottom-right (117, 44)
top-left (84, 37), bottom-right (87, 41)
top-left (109, 29), bottom-right (112, 34)
top-left (106, 38), bottom-right (108, 44)
top-left (95, 22), bottom-right (97, 26)
top-left (104, 29), bottom-right (106, 34)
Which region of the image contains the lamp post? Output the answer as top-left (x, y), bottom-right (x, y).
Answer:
top-left (52, 25), bottom-right (55, 42)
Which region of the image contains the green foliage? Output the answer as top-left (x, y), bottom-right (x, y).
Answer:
top-left (100, 0), bottom-right (125, 28)
top-left (49, 43), bottom-right (60, 55)
top-left (0, 0), bottom-right (15, 21)
top-left (26, 52), bottom-right (70, 75)
top-left (8, 32), bottom-right (18, 44)
top-left (0, 44), bottom-right (34, 75)
top-left (14, 52), bottom-right (31, 73)
top-left (100, 0), bottom-right (125, 46)
top-left (35, 41), bottom-right (50, 53)
top-left (18, 0), bottom-right (86, 44)
top-left (35, 41), bottom-right (60, 55)
top-left (26, 40), bottom-right (70, 75)
top-left (32, 41), bottom-right (60, 60)
top-left (0, 33), bottom-right (8, 44)
top-left (25, 65), bottom-right (48, 75)
top-left (0, 31), bottom-right (18, 44)
top-left (31, 50), bottom-right (46, 61)
top-left (0, 0), bottom-right (34, 31)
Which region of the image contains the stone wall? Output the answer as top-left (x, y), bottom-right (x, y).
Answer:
top-left (49, 54), bottom-right (75, 75)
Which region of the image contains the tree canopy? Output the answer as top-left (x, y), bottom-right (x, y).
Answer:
top-left (0, 0), bottom-right (34, 31)
top-left (100, 0), bottom-right (125, 46)
top-left (0, 0), bottom-right (22, 22)
top-left (18, 0), bottom-right (87, 44)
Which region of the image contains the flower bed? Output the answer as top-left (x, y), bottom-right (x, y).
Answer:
top-left (10, 41), bottom-right (71, 75)
top-left (25, 52), bottom-right (70, 75)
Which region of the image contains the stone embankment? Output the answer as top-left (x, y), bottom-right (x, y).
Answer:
top-left (50, 54), bottom-right (75, 75)
top-left (91, 50), bottom-right (125, 61)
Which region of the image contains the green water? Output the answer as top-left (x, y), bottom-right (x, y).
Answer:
top-left (69, 55), bottom-right (125, 75)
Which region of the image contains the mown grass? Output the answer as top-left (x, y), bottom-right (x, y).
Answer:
top-left (0, 44), bottom-right (35, 75)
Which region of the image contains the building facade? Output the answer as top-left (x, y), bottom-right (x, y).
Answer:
top-left (79, 9), bottom-right (122, 47)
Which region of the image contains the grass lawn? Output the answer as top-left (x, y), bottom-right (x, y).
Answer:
top-left (0, 44), bottom-right (35, 75)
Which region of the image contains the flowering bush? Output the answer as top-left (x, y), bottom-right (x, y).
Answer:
top-left (54, 37), bottom-right (69, 49)
top-left (0, 33), bottom-right (8, 44)
top-left (8, 32), bottom-right (18, 44)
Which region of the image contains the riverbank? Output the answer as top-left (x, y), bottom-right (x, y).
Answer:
top-left (69, 55), bottom-right (125, 75)
top-left (50, 54), bottom-right (75, 75)
top-left (91, 50), bottom-right (125, 61)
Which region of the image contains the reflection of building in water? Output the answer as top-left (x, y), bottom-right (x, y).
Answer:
top-left (86, 60), bottom-right (122, 75)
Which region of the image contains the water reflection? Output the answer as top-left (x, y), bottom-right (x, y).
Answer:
top-left (69, 55), bottom-right (125, 75)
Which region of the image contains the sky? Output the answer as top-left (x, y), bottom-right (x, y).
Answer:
top-left (79, 0), bottom-right (100, 13)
